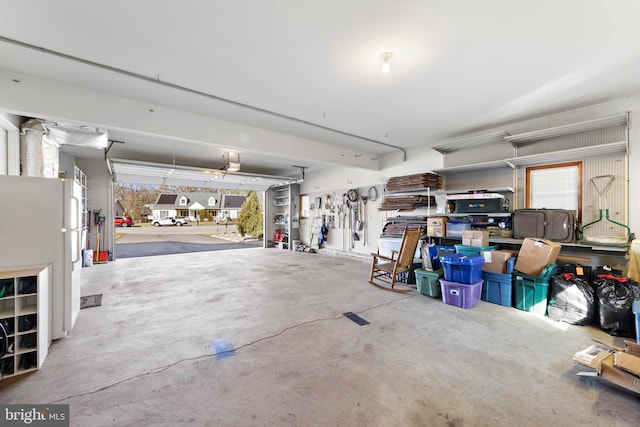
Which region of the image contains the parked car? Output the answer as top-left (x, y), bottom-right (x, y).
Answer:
top-left (114, 216), bottom-right (134, 227)
top-left (152, 217), bottom-right (188, 227)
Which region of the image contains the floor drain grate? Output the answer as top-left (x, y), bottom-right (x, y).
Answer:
top-left (343, 312), bottom-right (369, 326)
top-left (80, 294), bottom-right (103, 309)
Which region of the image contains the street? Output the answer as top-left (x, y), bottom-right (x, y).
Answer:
top-left (114, 222), bottom-right (262, 258)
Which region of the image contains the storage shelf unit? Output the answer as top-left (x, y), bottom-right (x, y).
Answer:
top-left (0, 265), bottom-right (49, 380)
top-left (264, 184), bottom-right (300, 250)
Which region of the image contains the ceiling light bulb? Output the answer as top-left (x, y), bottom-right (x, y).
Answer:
top-left (380, 52), bottom-right (393, 73)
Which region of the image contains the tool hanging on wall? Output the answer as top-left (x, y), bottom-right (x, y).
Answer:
top-left (352, 209), bottom-right (359, 242)
top-left (93, 210), bottom-right (107, 264)
top-left (579, 175), bottom-right (631, 246)
top-left (362, 195), bottom-right (368, 246)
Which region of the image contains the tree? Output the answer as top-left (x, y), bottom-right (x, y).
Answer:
top-left (114, 183), bottom-right (160, 219)
top-left (237, 191), bottom-right (263, 238)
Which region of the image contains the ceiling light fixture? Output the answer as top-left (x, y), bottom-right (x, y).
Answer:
top-left (224, 151), bottom-right (240, 172)
top-left (380, 52), bottom-right (393, 73)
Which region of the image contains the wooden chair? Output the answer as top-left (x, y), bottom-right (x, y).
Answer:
top-left (368, 227), bottom-right (422, 292)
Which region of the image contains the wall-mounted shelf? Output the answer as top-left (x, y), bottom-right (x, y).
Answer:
top-left (505, 141), bottom-right (628, 167)
top-left (445, 186), bottom-right (514, 194)
top-left (447, 212), bottom-right (512, 218)
top-left (505, 114), bottom-right (628, 144)
top-left (432, 160), bottom-right (512, 175)
top-left (446, 193), bottom-right (505, 200)
top-left (384, 187), bottom-right (438, 195)
top-left (432, 131), bottom-right (510, 154)
top-left (432, 141), bottom-right (627, 174)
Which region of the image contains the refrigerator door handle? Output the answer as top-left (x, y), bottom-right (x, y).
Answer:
top-left (69, 196), bottom-right (81, 264)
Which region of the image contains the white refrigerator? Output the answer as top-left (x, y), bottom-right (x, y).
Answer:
top-left (0, 175), bottom-right (83, 344)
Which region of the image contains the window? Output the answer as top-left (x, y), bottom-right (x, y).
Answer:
top-left (526, 162), bottom-right (582, 221)
top-left (208, 196), bottom-right (217, 207)
top-left (300, 194), bottom-right (310, 219)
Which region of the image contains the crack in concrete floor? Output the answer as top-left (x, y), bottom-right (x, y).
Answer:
top-left (50, 295), bottom-right (412, 404)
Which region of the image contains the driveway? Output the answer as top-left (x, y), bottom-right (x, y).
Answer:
top-left (114, 223), bottom-right (261, 258)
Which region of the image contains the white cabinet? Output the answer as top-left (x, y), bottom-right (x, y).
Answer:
top-left (0, 265), bottom-right (50, 380)
top-left (264, 184), bottom-right (300, 250)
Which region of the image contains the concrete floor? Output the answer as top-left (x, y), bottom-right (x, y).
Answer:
top-left (1, 246), bottom-right (639, 426)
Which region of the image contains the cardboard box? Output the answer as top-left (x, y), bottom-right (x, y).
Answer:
top-left (461, 230), bottom-right (489, 247)
top-left (426, 217), bottom-right (447, 238)
top-left (514, 238), bottom-right (561, 276)
top-left (615, 340), bottom-right (640, 377)
top-left (574, 341), bottom-right (640, 396)
top-left (481, 250), bottom-right (512, 274)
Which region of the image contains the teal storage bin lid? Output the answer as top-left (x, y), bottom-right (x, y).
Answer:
top-left (454, 244), bottom-right (498, 252)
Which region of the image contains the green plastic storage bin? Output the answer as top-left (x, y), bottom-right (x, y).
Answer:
top-left (513, 264), bottom-right (556, 316)
top-left (454, 244), bottom-right (498, 257)
top-left (415, 268), bottom-right (443, 298)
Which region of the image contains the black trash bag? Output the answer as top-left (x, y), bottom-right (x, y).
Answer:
top-left (590, 266), bottom-right (623, 283)
top-left (547, 273), bottom-right (595, 325)
top-left (593, 274), bottom-right (640, 337)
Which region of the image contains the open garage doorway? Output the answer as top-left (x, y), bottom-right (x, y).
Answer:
top-left (109, 159), bottom-right (296, 259)
top-left (115, 223), bottom-right (261, 259)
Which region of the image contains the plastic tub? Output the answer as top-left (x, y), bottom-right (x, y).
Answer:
top-left (415, 268), bottom-right (443, 298)
top-left (481, 257), bottom-right (516, 307)
top-left (441, 254), bottom-right (484, 284)
top-left (445, 221), bottom-right (471, 238)
top-left (513, 264), bottom-right (556, 316)
top-left (426, 245), bottom-right (456, 270)
top-left (439, 279), bottom-right (483, 309)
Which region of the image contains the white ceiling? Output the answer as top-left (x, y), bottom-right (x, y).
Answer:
top-left (2, 1), bottom-right (640, 183)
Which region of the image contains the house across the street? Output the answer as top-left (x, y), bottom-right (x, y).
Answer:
top-left (152, 192), bottom-right (247, 223)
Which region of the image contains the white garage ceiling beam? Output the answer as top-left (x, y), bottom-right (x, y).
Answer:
top-left (0, 67), bottom-right (381, 171)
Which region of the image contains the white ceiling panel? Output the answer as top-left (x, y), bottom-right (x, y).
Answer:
top-left (1, 1), bottom-right (640, 178)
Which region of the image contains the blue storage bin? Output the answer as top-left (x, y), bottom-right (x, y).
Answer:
top-left (441, 254), bottom-right (484, 284)
top-left (427, 245), bottom-right (456, 270)
top-left (481, 257), bottom-right (516, 307)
